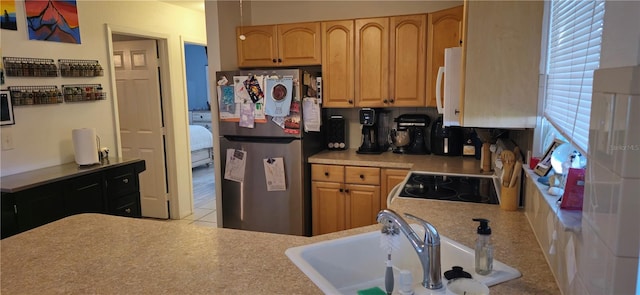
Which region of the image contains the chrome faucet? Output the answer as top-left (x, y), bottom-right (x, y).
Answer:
top-left (376, 209), bottom-right (442, 290)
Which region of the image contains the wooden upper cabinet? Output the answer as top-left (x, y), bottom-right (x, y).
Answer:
top-left (390, 14), bottom-right (427, 107)
top-left (237, 22), bottom-right (321, 68)
top-left (426, 5), bottom-right (463, 108)
top-left (277, 22), bottom-right (322, 66)
top-left (355, 17), bottom-right (389, 108)
top-left (321, 20), bottom-right (355, 108)
top-left (236, 25), bottom-right (278, 68)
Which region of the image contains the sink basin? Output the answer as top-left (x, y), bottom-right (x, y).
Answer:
top-left (286, 224), bottom-right (521, 294)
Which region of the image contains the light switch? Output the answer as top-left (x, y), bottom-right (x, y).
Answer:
top-left (1, 129), bottom-right (15, 150)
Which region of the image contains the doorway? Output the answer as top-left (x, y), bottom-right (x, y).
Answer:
top-left (111, 33), bottom-right (170, 219)
top-left (184, 42), bottom-right (217, 227)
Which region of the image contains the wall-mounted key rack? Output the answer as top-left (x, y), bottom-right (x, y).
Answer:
top-left (62, 84), bottom-right (106, 102)
top-left (8, 86), bottom-right (63, 105)
top-left (58, 59), bottom-right (104, 77)
top-left (3, 57), bottom-right (58, 77)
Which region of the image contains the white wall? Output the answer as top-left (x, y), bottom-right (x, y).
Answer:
top-left (1, 0), bottom-right (206, 218)
top-left (599, 1), bottom-right (640, 68)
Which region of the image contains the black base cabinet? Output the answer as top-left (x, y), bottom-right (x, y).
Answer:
top-left (1, 159), bottom-right (145, 239)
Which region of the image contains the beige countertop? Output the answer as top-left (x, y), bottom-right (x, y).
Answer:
top-left (309, 149), bottom-right (492, 175)
top-left (0, 198), bottom-right (559, 294)
top-left (0, 158), bottom-right (145, 193)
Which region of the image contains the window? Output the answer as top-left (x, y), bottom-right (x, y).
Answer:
top-left (543, 0), bottom-right (605, 154)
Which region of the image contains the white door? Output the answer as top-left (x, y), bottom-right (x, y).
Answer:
top-left (114, 39), bottom-right (169, 219)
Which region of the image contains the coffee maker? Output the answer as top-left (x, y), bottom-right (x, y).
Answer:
top-left (357, 108), bottom-right (386, 154)
top-left (431, 116), bottom-right (464, 156)
top-left (391, 114), bottom-right (430, 154)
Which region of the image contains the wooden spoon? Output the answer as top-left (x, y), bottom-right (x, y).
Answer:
top-left (509, 161), bottom-right (523, 188)
top-left (501, 150), bottom-right (515, 187)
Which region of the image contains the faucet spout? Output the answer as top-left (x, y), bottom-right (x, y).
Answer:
top-left (376, 209), bottom-right (443, 290)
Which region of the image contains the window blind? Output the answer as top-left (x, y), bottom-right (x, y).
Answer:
top-left (544, 0), bottom-right (605, 154)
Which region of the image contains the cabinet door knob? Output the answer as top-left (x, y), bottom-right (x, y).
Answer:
top-left (344, 189), bottom-right (350, 193)
top-left (324, 172), bottom-right (329, 176)
top-left (339, 188), bottom-right (344, 192)
top-left (389, 98), bottom-right (395, 103)
top-left (348, 99), bottom-right (353, 104)
top-left (272, 59), bottom-right (277, 63)
top-left (277, 58), bottom-right (282, 63)
top-left (122, 178), bottom-right (129, 184)
top-left (383, 99), bottom-right (388, 104)
top-left (455, 109), bottom-right (460, 115)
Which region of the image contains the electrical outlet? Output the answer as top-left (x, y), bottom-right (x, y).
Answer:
top-left (1, 130), bottom-right (15, 150)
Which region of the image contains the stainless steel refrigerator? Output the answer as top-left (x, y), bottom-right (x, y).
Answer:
top-left (215, 69), bottom-right (323, 236)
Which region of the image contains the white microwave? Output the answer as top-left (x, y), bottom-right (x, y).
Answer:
top-left (435, 47), bottom-right (462, 127)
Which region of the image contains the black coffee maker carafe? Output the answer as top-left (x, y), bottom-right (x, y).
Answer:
top-left (431, 116), bottom-right (464, 156)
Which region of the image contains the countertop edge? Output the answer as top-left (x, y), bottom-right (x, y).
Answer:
top-left (0, 158), bottom-right (145, 193)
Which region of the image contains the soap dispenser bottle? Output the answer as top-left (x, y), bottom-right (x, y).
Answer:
top-left (473, 218), bottom-right (493, 275)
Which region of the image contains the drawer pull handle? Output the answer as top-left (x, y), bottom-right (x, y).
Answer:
top-left (122, 178), bottom-right (129, 184)
top-left (324, 172), bottom-right (329, 176)
top-left (359, 174), bottom-right (364, 179)
top-left (125, 208), bottom-right (131, 214)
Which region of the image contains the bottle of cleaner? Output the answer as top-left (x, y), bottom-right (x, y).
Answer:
top-left (472, 218), bottom-right (493, 275)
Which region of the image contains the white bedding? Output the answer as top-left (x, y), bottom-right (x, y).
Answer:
top-left (189, 125), bottom-right (213, 151)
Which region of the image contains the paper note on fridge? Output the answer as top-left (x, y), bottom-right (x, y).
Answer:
top-left (224, 149), bottom-right (247, 182)
top-left (302, 97), bottom-right (321, 132)
top-left (233, 76), bottom-right (251, 103)
top-left (263, 157), bottom-right (286, 191)
top-left (264, 76), bottom-right (293, 117)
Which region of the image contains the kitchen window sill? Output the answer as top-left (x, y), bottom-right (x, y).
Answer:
top-left (524, 167), bottom-right (582, 232)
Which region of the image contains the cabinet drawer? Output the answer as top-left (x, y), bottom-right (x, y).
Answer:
top-left (345, 166), bottom-right (380, 185)
top-left (109, 193), bottom-right (141, 217)
top-left (106, 166), bottom-right (138, 198)
top-left (192, 111), bottom-right (212, 122)
top-left (311, 164), bottom-right (344, 182)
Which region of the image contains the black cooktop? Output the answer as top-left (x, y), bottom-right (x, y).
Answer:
top-left (399, 173), bottom-right (499, 204)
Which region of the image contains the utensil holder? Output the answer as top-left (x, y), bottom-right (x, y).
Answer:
top-left (500, 185), bottom-right (518, 211)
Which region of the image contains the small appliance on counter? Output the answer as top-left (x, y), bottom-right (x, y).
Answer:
top-left (431, 116), bottom-right (464, 156)
top-left (326, 115), bottom-right (347, 150)
top-left (356, 108), bottom-right (386, 154)
top-left (390, 114), bottom-right (430, 154)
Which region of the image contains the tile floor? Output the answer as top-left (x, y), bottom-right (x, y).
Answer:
top-left (170, 164), bottom-right (218, 228)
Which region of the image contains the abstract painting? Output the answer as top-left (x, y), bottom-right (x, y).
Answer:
top-left (25, 0), bottom-right (80, 43)
top-left (1, 0), bottom-right (17, 30)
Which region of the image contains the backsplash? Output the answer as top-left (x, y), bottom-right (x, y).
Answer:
top-left (325, 107), bottom-right (441, 150)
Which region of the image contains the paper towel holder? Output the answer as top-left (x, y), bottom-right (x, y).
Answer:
top-left (72, 128), bottom-right (100, 166)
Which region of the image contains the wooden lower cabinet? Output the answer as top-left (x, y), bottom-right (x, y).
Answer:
top-left (311, 164), bottom-right (381, 235)
top-left (346, 184), bottom-right (380, 229)
top-left (380, 169), bottom-right (410, 210)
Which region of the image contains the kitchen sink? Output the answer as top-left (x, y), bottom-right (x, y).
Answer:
top-left (285, 224), bottom-right (521, 294)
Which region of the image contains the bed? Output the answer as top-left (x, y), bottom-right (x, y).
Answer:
top-left (189, 125), bottom-right (214, 169)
